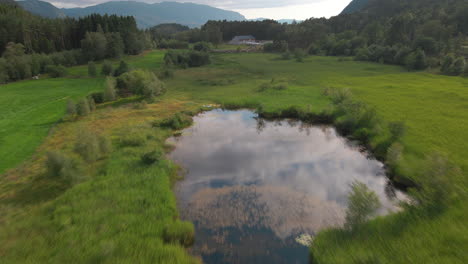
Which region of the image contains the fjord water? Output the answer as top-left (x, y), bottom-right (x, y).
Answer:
top-left (169, 109), bottom-right (404, 264)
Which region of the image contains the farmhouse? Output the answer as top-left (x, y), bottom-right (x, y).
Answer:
top-left (229, 35), bottom-right (256, 45)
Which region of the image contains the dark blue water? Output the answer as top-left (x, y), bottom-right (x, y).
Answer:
top-left (169, 109), bottom-right (403, 264)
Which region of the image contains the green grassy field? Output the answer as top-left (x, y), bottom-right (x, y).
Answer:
top-left (0, 78), bottom-right (104, 174)
top-left (0, 50), bottom-right (467, 263)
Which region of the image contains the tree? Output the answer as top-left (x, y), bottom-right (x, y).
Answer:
top-left (405, 49), bottom-right (427, 70)
top-left (2, 42), bottom-right (25, 58)
top-left (114, 60), bottom-right (129, 77)
top-left (81, 32), bottom-right (107, 61)
top-left (103, 77), bottom-right (117, 102)
top-left (344, 181), bottom-right (381, 231)
top-left (450, 57), bottom-right (466, 76)
top-left (106, 32), bottom-right (124, 58)
top-left (88, 61), bottom-right (97, 77)
top-left (101, 61), bottom-right (113, 76)
top-left (46, 65), bottom-right (67, 78)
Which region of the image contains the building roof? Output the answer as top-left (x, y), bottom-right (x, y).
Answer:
top-left (231, 35), bottom-right (255, 41)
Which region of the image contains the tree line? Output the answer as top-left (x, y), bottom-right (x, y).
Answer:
top-left (158, 0), bottom-right (468, 74)
top-left (0, 3), bottom-right (153, 83)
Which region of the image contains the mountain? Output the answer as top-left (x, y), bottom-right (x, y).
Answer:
top-left (62, 1), bottom-right (246, 28)
top-left (17, 0), bottom-right (66, 18)
top-left (340, 0), bottom-right (370, 14)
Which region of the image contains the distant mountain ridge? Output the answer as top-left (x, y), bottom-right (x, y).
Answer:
top-left (17, 0), bottom-right (66, 18)
top-left (14, 0), bottom-right (246, 28)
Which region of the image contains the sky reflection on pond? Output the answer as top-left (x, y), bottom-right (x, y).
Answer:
top-left (169, 109), bottom-right (404, 264)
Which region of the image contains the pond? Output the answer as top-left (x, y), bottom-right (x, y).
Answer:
top-left (168, 109), bottom-right (405, 264)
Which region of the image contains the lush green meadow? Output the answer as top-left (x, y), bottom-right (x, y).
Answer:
top-left (0, 78), bottom-right (104, 174)
top-left (0, 50), bottom-right (467, 263)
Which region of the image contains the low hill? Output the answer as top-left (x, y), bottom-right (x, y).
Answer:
top-left (17, 0), bottom-right (65, 18)
top-left (62, 1), bottom-right (246, 28)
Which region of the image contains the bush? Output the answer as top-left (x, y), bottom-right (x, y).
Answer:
top-left (158, 39), bottom-right (189, 49)
top-left (163, 221), bottom-right (195, 247)
top-left (192, 42), bottom-right (212, 52)
top-left (66, 99), bottom-right (76, 116)
top-left (294, 49), bottom-right (307, 62)
top-left (88, 61), bottom-right (97, 77)
top-left (88, 97), bottom-right (96, 112)
top-left (117, 70), bottom-right (165, 98)
top-left (46, 65), bottom-right (67, 78)
top-left (88, 92), bottom-right (104, 104)
top-left (76, 98), bottom-right (90, 116)
top-left (141, 149), bottom-right (164, 165)
top-left (156, 113), bottom-right (192, 130)
top-left (409, 154), bottom-right (463, 211)
top-left (344, 181), bottom-right (381, 231)
top-left (388, 121), bottom-right (406, 142)
top-left (45, 151), bottom-right (80, 183)
top-left (263, 40), bottom-right (288, 53)
top-left (101, 61), bottom-right (113, 76)
top-left (164, 50), bottom-right (210, 68)
top-left (103, 77), bottom-right (117, 102)
top-left (74, 130), bottom-right (100, 162)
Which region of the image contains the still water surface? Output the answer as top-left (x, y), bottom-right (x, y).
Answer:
top-left (169, 109), bottom-right (403, 264)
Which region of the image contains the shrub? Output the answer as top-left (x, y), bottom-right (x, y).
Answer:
top-left (386, 142), bottom-right (404, 169)
top-left (101, 61), bottom-right (113, 76)
top-left (263, 40), bottom-right (288, 53)
top-left (66, 99), bottom-right (76, 116)
top-left (187, 51), bottom-right (211, 67)
top-left (88, 61), bottom-right (97, 77)
top-left (76, 98), bottom-right (90, 116)
top-left (388, 121), bottom-right (406, 141)
top-left (88, 97), bottom-right (96, 112)
top-left (294, 49), bottom-right (307, 62)
top-left (156, 113), bottom-right (192, 130)
top-left (409, 154), bottom-right (463, 211)
top-left (103, 77), bottom-right (117, 102)
top-left (117, 70), bottom-right (165, 98)
top-left (141, 149), bottom-right (164, 165)
top-left (192, 42), bottom-right (212, 52)
top-left (158, 39), bottom-right (189, 49)
top-left (450, 57), bottom-right (466, 76)
top-left (88, 92), bottom-right (104, 104)
top-left (344, 181), bottom-right (381, 231)
top-left (163, 221), bottom-right (195, 247)
top-left (45, 151), bottom-right (80, 183)
top-left (46, 65), bottom-right (67, 78)
top-left (74, 130), bottom-right (100, 162)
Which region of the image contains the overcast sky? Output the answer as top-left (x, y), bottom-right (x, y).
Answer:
top-left (46, 0), bottom-right (352, 19)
